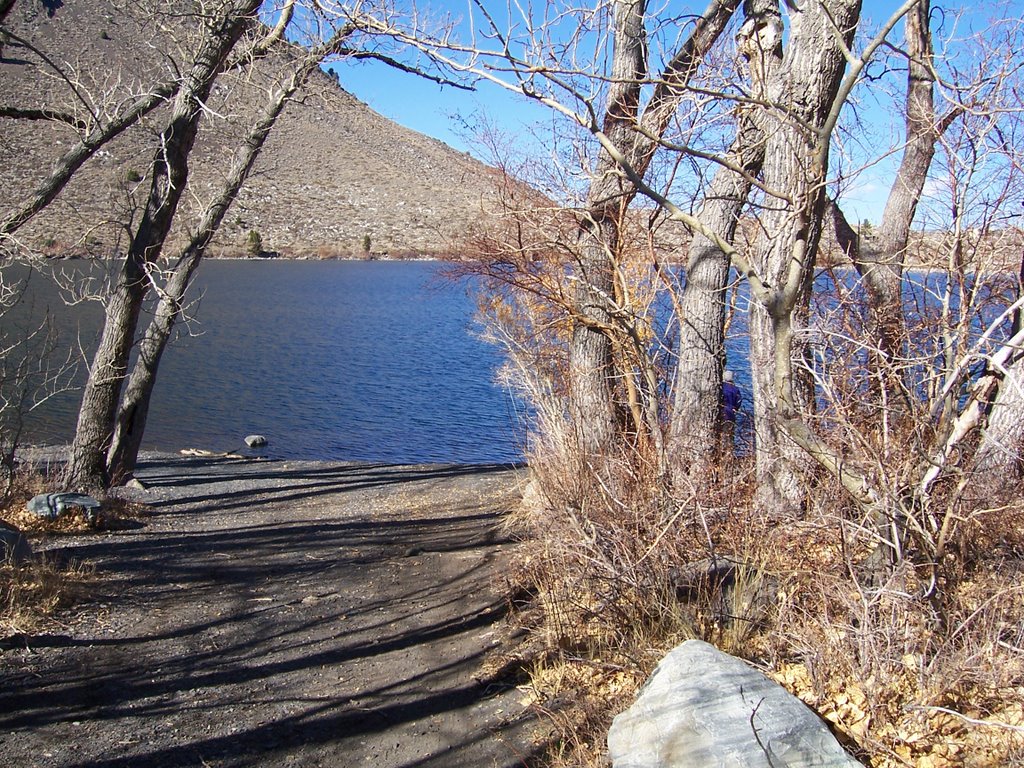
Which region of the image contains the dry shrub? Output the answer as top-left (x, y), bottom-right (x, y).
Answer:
top-left (315, 244), bottom-right (351, 260)
top-left (2, 458), bottom-right (149, 534)
top-left (4, 496), bottom-right (148, 535)
top-left (0, 556), bottom-right (94, 637)
top-left (508, 423), bottom-right (1024, 767)
top-left (760, 488), bottom-right (1024, 768)
top-left (468, 174), bottom-right (1024, 766)
top-left (0, 462), bottom-right (132, 639)
top-left (504, 415), bottom-right (784, 766)
top-left (1, 466), bottom-right (97, 636)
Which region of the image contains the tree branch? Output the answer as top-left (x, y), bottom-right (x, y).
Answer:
top-left (0, 105), bottom-right (88, 131)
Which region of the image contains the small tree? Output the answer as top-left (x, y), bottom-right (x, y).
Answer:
top-left (245, 228), bottom-right (262, 258)
top-left (0, 262), bottom-right (73, 498)
top-left (361, 233), bottom-right (371, 256)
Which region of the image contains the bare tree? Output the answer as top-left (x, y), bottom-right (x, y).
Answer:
top-left (63, 0), bottom-right (265, 492)
top-left (443, 0), bottom-right (1023, 515)
top-left (667, 0), bottom-right (781, 480)
top-left (3, 0), bottom-right (470, 491)
top-left (408, 0), bottom-right (743, 471)
top-left (105, 19), bottom-right (358, 483)
top-left (0, 264), bottom-right (74, 496)
top-left (414, 4), bottom-right (1024, 759)
top-left (441, 0), bottom-right (871, 506)
top-left (560, 0), bottom-right (741, 464)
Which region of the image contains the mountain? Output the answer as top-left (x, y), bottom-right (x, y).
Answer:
top-left (0, 0), bottom-right (503, 258)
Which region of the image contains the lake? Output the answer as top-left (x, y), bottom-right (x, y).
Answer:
top-left (11, 260), bottom-right (526, 465)
top-left (11, 259), bottom-right (1001, 466)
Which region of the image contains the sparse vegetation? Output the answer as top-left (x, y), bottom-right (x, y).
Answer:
top-left (245, 228), bottom-right (262, 258)
top-left (466, 138), bottom-right (1024, 768)
top-left (5, 0), bottom-right (1024, 764)
top-left (449, 0), bottom-right (1024, 764)
top-left (0, 556), bottom-right (94, 638)
top-left (487, 250), bottom-right (1024, 767)
top-left (0, 465), bottom-right (96, 638)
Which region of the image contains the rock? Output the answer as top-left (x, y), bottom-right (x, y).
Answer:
top-left (0, 521), bottom-right (32, 565)
top-left (26, 493), bottom-right (102, 522)
top-left (608, 639), bottom-right (863, 768)
top-left (244, 434), bottom-right (268, 447)
top-left (125, 477), bottom-right (147, 491)
top-left (670, 558), bottom-right (775, 633)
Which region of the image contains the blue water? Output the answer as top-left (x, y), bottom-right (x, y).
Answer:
top-left (13, 260), bottom-right (1011, 465)
top-left (15, 260), bottom-right (526, 464)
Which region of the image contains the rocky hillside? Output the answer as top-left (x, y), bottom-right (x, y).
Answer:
top-left (0, 0), bottom-right (503, 258)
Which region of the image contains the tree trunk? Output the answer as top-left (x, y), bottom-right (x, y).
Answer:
top-left (104, 265), bottom-right (192, 486)
top-left (106, 44), bottom-right (330, 483)
top-left (669, 127), bottom-right (766, 476)
top-left (569, 215), bottom-right (621, 456)
top-left (973, 248), bottom-right (1024, 481)
top-left (63, 0), bottom-right (259, 492)
top-left (974, 361), bottom-right (1024, 481)
top-left (563, 0), bottom-right (741, 462)
top-left (566, 0), bottom-right (647, 458)
top-left (667, 0), bottom-right (780, 481)
top-left (64, 267), bottom-right (149, 492)
top-left (854, 0), bottom-right (939, 414)
top-left (747, 0), bottom-right (860, 512)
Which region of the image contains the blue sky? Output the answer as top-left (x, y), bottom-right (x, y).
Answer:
top-left (332, 0), bottom-right (1024, 227)
top-left (333, 1), bottom-right (551, 160)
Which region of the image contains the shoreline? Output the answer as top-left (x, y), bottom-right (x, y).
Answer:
top-left (33, 251), bottom-right (463, 263)
top-left (16, 445), bottom-right (527, 475)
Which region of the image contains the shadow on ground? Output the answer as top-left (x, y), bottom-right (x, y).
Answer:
top-left (0, 458), bottom-right (541, 767)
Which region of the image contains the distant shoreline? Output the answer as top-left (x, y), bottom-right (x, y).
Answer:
top-left (38, 251), bottom-right (459, 263)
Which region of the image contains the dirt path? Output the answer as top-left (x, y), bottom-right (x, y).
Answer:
top-left (0, 456), bottom-right (538, 767)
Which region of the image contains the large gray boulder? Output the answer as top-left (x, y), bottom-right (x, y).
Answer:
top-left (608, 640), bottom-right (863, 768)
top-left (26, 493), bottom-right (102, 522)
top-left (0, 521), bottom-right (32, 565)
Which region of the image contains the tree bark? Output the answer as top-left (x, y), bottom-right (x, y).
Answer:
top-left (747, 0), bottom-right (860, 512)
top-left (973, 248), bottom-right (1024, 481)
top-left (854, 0), bottom-right (939, 413)
top-left (974, 361), bottom-right (1024, 481)
top-left (64, 0), bottom-right (260, 492)
top-left (667, 0), bottom-right (780, 480)
top-left (105, 42), bottom-right (334, 483)
top-left (668, 124), bottom-right (766, 475)
top-left (567, 0), bottom-right (647, 458)
top-left (569, 0), bottom-right (740, 460)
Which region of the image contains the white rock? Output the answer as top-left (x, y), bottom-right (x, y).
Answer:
top-left (608, 640), bottom-right (863, 768)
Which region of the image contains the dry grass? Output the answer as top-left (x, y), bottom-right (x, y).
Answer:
top-left (3, 496), bottom-right (149, 535)
top-left (463, 152), bottom-right (1024, 767)
top-left (0, 556), bottom-right (95, 637)
top-left (0, 463), bottom-right (141, 639)
top-left (502, 431), bottom-right (1024, 768)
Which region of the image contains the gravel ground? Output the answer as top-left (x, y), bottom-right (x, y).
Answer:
top-left (0, 454), bottom-right (539, 767)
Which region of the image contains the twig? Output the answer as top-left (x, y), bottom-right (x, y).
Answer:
top-left (908, 705), bottom-right (1024, 733)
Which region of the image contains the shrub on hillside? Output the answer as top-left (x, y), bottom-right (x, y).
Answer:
top-left (245, 229), bottom-right (262, 258)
